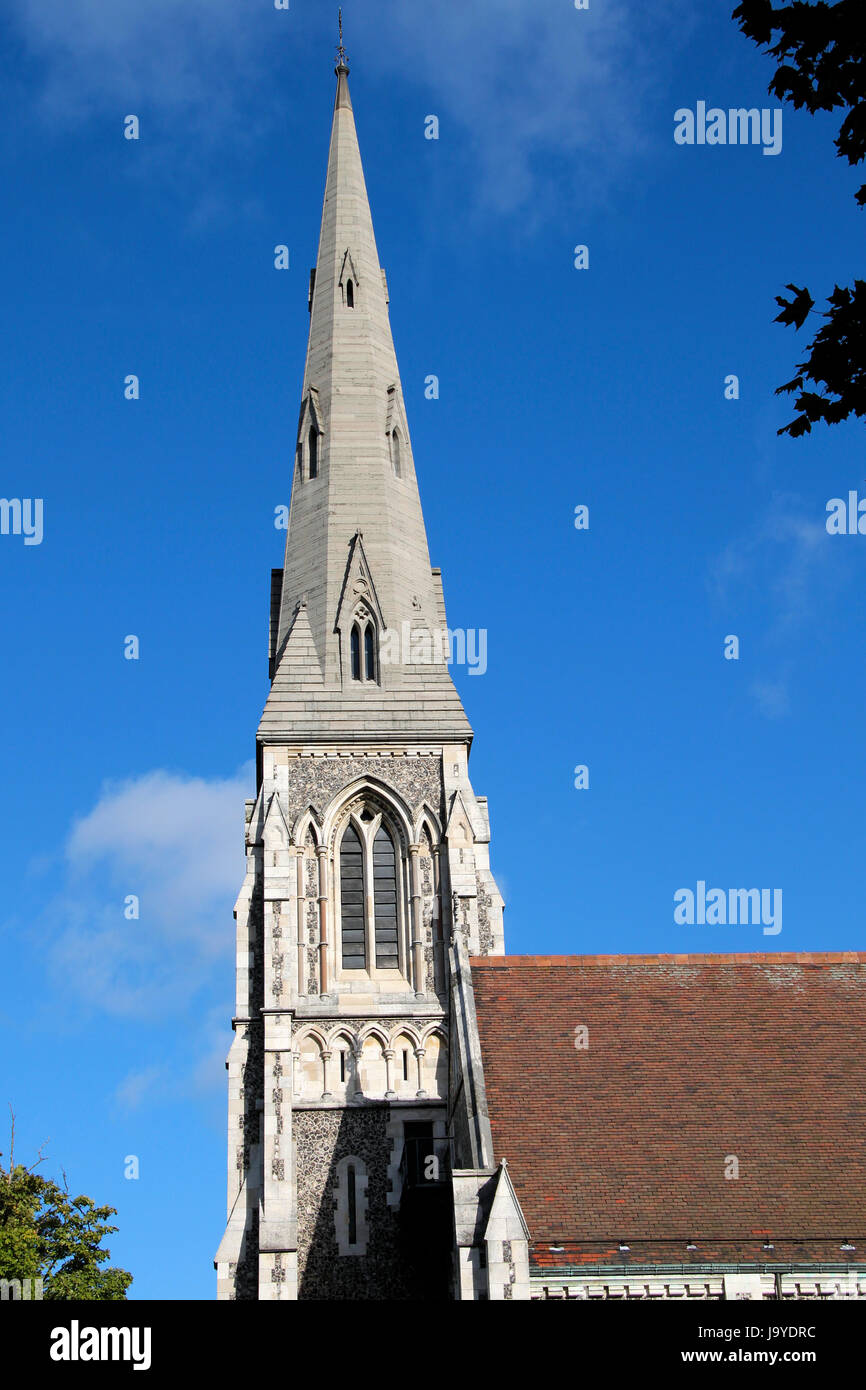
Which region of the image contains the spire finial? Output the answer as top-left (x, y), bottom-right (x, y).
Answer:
top-left (335, 9), bottom-right (348, 71)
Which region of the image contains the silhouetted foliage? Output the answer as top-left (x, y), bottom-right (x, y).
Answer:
top-left (734, 0), bottom-right (866, 435)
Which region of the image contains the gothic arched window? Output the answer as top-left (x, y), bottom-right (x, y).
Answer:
top-left (346, 279), bottom-right (354, 308)
top-left (340, 825), bottom-right (366, 970)
top-left (308, 426), bottom-right (319, 479)
top-left (372, 825), bottom-right (399, 969)
top-left (391, 427), bottom-right (401, 478)
top-left (336, 808), bottom-right (410, 983)
top-left (364, 624), bottom-right (376, 682)
top-left (350, 624), bottom-right (361, 681)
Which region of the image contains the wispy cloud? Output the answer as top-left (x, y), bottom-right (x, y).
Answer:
top-left (44, 765), bottom-right (253, 1018)
top-left (8, 0), bottom-right (693, 217)
top-left (8, 0), bottom-right (270, 125)
top-left (113, 1004), bottom-right (228, 1110)
top-left (115, 1064), bottom-right (167, 1111)
top-left (369, 0), bottom-right (693, 216)
top-left (749, 677), bottom-right (791, 720)
top-left (709, 494), bottom-right (848, 716)
top-left (709, 496), bottom-right (832, 638)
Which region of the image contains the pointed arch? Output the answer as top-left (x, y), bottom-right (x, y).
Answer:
top-left (338, 249), bottom-right (360, 308)
top-left (294, 1027), bottom-right (329, 1100)
top-left (292, 806), bottom-right (321, 848)
top-left (415, 804), bottom-right (443, 845)
top-left (296, 387), bottom-right (323, 485)
top-left (321, 776), bottom-right (414, 849)
top-left (357, 1022), bottom-right (390, 1050)
top-left (334, 1155), bottom-right (368, 1255)
top-left (419, 1028), bottom-right (449, 1098)
top-left (350, 624), bottom-right (361, 681)
top-left (393, 1028), bottom-right (418, 1092)
top-left (385, 383), bottom-right (411, 481)
top-left (329, 1029), bottom-right (358, 1092)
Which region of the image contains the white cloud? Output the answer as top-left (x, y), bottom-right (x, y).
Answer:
top-left (114, 1004), bottom-right (229, 1110)
top-left (709, 496), bottom-right (833, 638)
top-left (749, 677), bottom-right (791, 720)
top-left (708, 494), bottom-right (850, 717)
top-left (9, 0), bottom-right (693, 216)
top-left (368, 0), bottom-right (693, 216)
top-left (47, 765), bottom-right (253, 1017)
top-left (115, 1064), bottom-right (167, 1111)
top-left (9, 0), bottom-right (269, 123)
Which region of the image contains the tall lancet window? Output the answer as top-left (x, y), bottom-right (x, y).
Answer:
top-left (346, 279), bottom-right (354, 308)
top-left (336, 809), bottom-right (407, 981)
top-left (349, 617), bottom-right (378, 684)
top-left (372, 825), bottom-right (399, 969)
top-left (308, 426), bottom-right (319, 479)
top-left (390, 428), bottom-right (402, 478)
top-left (340, 825), bottom-right (366, 970)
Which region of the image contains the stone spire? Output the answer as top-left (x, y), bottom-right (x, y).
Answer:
top-left (260, 51), bottom-right (471, 746)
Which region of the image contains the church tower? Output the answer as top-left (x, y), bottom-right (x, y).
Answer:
top-left (215, 45), bottom-right (505, 1300)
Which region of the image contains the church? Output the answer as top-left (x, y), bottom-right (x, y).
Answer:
top-left (214, 50), bottom-right (866, 1302)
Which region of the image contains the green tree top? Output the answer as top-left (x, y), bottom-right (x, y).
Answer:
top-left (0, 1111), bottom-right (133, 1300)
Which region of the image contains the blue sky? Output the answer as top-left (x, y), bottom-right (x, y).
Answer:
top-left (1, 0), bottom-right (863, 1299)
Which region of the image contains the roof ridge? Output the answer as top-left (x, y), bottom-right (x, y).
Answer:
top-left (469, 951), bottom-right (866, 967)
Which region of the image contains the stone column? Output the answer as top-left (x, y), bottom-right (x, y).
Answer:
top-left (316, 844), bottom-right (330, 996)
top-left (384, 1047), bottom-right (396, 1099)
top-left (409, 842), bottom-right (424, 998)
top-left (258, 1013), bottom-right (298, 1300)
top-left (321, 1047), bottom-right (332, 1101)
top-left (414, 1045), bottom-right (427, 1098)
top-left (352, 1046), bottom-right (364, 1102)
top-left (294, 847), bottom-right (306, 997)
top-left (431, 844), bottom-right (443, 991)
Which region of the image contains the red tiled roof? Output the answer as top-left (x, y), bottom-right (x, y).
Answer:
top-left (470, 954), bottom-right (866, 1266)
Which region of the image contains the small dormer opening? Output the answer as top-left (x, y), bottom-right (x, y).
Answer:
top-left (346, 278), bottom-right (354, 308)
top-left (308, 426), bottom-right (319, 479)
